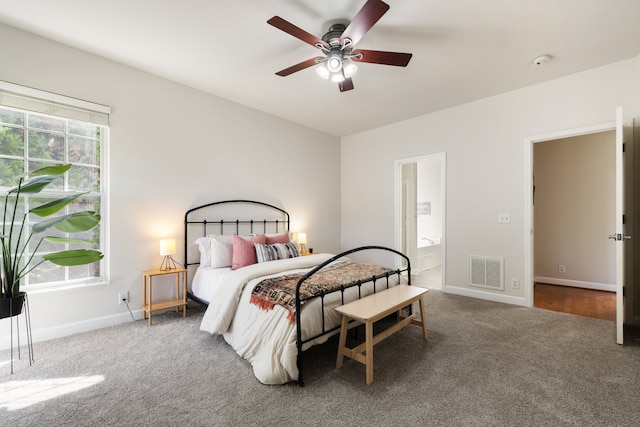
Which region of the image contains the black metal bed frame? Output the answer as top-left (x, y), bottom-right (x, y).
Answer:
top-left (183, 200), bottom-right (411, 386)
top-left (184, 199), bottom-right (290, 304)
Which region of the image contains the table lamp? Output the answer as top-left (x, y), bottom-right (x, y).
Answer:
top-left (159, 238), bottom-right (178, 270)
top-left (297, 233), bottom-right (308, 254)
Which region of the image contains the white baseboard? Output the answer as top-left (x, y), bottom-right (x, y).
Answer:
top-left (534, 276), bottom-right (616, 292)
top-left (444, 285), bottom-right (527, 307)
top-left (0, 309), bottom-right (143, 351)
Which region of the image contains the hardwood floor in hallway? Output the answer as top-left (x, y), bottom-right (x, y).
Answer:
top-left (534, 283), bottom-right (616, 321)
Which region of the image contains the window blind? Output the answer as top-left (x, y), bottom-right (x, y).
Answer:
top-left (0, 80), bottom-right (110, 126)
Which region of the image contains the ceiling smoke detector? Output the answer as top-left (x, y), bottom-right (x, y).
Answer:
top-left (531, 54), bottom-right (552, 66)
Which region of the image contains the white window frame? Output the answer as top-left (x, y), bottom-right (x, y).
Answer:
top-left (0, 81), bottom-right (110, 292)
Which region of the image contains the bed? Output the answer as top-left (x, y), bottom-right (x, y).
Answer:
top-left (184, 200), bottom-right (412, 385)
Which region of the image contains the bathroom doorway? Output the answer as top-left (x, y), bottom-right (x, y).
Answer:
top-left (396, 153), bottom-right (446, 290)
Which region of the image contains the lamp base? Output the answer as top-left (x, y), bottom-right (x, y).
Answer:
top-left (298, 243), bottom-right (308, 254)
top-left (160, 255), bottom-right (179, 271)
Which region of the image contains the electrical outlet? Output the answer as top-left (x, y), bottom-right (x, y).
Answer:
top-left (118, 292), bottom-right (129, 305)
top-left (498, 213), bottom-right (511, 224)
top-left (558, 265), bottom-right (566, 274)
top-left (511, 278), bottom-right (519, 289)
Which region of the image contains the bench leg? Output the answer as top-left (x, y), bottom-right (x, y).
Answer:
top-left (365, 320), bottom-right (374, 385)
top-left (418, 296), bottom-right (428, 340)
top-left (336, 315), bottom-right (349, 369)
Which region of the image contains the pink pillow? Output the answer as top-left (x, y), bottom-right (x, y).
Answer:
top-left (231, 234), bottom-right (266, 270)
top-left (265, 232), bottom-right (290, 244)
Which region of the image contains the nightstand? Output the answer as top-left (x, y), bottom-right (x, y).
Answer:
top-left (142, 267), bottom-right (187, 326)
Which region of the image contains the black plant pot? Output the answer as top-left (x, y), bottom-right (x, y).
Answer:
top-left (0, 292), bottom-right (26, 319)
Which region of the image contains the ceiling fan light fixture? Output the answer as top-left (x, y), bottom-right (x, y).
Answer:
top-left (316, 66), bottom-right (330, 79)
top-left (343, 61), bottom-right (358, 78)
top-left (326, 52), bottom-right (343, 72)
top-left (330, 72), bottom-right (345, 83)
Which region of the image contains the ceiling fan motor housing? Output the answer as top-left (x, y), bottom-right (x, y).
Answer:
top-left (322, 23), bottom-right (347, 47)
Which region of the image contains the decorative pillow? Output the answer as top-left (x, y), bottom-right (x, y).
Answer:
top-left (231, 234), bottom-right (266, 270)
top-left (195, 235), bottom-right (215, 267)
top-left (254, 242), bottom-right (300, 263)
top-left (210, 235), bottom-right (233, 268)
top-left (196, 234), bottom-right (261, 268)
top-left (265, 232), bottom-right (291, 244)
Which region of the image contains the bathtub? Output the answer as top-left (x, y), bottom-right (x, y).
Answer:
top-left (416, 237), bottom-right (442, 272)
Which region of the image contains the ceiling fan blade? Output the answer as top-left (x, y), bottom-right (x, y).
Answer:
top-left (275, 57), bottom-right (325, 77)
top-left (339, 0), bottom-right (390, 47)
top-left (352, 49), bottom-right (412, 67)
top-left (339, 77), bottom-right (355, 92)
top-left (267, 16), bottom-right (329, 50)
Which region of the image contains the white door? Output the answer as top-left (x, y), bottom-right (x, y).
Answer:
top-left (611, 106), bottom-right (630, 344)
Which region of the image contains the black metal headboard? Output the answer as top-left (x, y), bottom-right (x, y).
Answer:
top-left (183, 199), bottom-right (290, 274)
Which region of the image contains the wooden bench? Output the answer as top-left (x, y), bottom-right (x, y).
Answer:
top-left (335, 284), bottom-right (428, 385)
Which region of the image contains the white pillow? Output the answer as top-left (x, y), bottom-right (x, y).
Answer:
top-left (210, 235), bottom-right (233, 268)
top-left (195, 235), bottom-right (215, 267)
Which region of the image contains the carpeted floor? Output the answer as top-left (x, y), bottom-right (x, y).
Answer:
top-left (1, 290), bottom-right (639, 426)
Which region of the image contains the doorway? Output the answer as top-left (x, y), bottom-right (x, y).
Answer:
top-left (395, 153), bottom-right (446, 290)
top-left (525, 114), bottom-right (635, 344)
top-left (533, 130), bottom-right (617, 313)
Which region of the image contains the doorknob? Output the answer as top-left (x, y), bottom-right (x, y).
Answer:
top-left (608, 233), bottom-right (631, 241)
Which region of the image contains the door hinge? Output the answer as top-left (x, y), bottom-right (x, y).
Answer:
top-left (622, 142), bottom-right (626, 153)
top-left (623, 287), bottom-right (626, 297)
top-left (623, 214), bottom-right (626, 225)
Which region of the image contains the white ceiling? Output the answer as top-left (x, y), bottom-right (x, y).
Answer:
top-left (1, 0), bottom-right (640, 137)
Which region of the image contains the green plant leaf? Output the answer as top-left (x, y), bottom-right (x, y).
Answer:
top-left (43, 236), bottom-right (97, 245)
top-left (9, 175), bottom-right (58, 194)
top-left (42, 249), bottom-right (103, 266)
top-left (8, 165), bottom-right (72, 195)
top-left (30, 164), bottom-right (71, 177)
top-left (32, 211), bottom-right (100, 233)
top-left (30, 193), bottom-right (85, 217)
top-left (55, 212), bottom-right (101, 233)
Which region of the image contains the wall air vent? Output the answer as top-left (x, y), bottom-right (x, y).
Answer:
top-left (469, 256), bottom-right (504, 290)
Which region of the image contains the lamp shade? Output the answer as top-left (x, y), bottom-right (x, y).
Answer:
top-left (159, 238), bottom-right (176, 256)
top-left (297, 233), bottom-right (307, 245)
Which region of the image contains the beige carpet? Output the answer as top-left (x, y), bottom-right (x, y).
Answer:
top-left (1, 290), bottom-right (640, 426)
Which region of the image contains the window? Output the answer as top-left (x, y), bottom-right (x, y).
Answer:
top-left (0, 81), bottom-right (109, 290)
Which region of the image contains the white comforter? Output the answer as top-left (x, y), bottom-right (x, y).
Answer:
top-left (198, 253), bottom-right (392, 384)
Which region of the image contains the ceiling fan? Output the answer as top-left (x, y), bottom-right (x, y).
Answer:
top-left (267, 0), bottom-right (412, 92)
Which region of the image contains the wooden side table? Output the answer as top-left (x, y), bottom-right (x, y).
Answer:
top-left (142, 267), bottom-right (187, 326)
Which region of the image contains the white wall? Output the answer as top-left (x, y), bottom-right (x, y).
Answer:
top-left (0, 22), bottom-right (341, 347)
top-left (342, 56), bottom-right (640, 306)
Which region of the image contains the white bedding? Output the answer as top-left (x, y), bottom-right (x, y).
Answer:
top-left (191, 266), bottom-right (232, 304)
top-left (198, 253), bottom-right (400, 384)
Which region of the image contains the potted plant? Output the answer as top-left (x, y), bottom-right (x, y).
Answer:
top-left (1, 164), bottom-right (103, 318)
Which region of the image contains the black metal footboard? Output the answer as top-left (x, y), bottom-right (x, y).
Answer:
top-left (294, 245), bottom-right (411, 386)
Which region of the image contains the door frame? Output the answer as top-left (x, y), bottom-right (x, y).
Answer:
top-left (394, 152), bottom-right (447, 288)
top-left (524, 122), bottom-right (616, 308)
